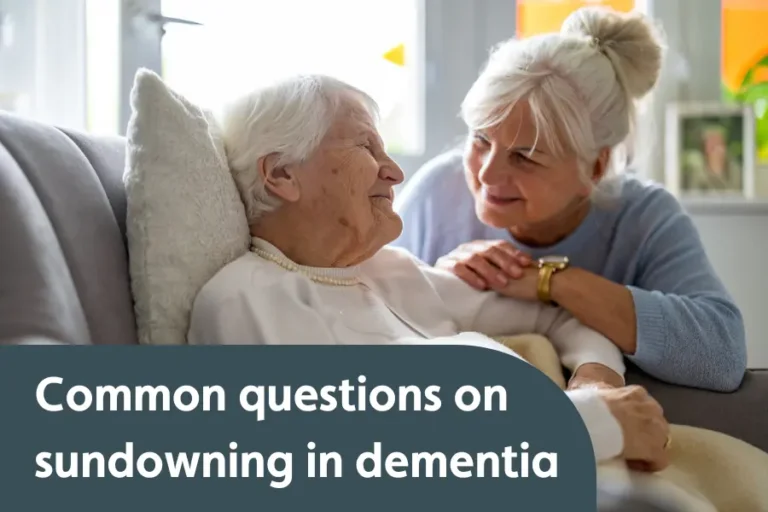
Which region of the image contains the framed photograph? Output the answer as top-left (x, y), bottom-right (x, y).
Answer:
top-left (664, 102), bottom-right (755, 198)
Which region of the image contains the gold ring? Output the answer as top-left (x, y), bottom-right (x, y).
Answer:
top-left (664, 433), bottom-right (672, 450)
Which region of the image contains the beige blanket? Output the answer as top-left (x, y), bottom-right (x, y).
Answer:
top-left (495, 334), bottom-right (768, 512)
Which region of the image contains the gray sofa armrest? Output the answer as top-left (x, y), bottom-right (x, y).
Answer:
top-left (0, 335), bottom-right (73, 346)
top-left (626, 367), bottom-right (768, 453)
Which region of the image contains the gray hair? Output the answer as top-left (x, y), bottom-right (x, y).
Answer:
top-left (461, 7), bottom-right (665, 202)
top-left (218, 74), bottom-right (379, 224)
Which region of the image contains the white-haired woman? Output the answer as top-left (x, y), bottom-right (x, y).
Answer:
top-left (392, 7), bottom-right (746, 392)
top-left (188, 74), bottom-right (671, 471)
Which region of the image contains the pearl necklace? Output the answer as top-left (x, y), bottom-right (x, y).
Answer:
top-left (250, 246), bottom-right (362, 286)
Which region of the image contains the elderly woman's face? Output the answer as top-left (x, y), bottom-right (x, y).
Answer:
top-left (290, 95), bottom-right (404, 262)
top-left (463, 101), bottom-right (592, 230)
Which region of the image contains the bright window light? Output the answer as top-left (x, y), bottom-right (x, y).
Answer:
top-left (517, 0), bottom-right (636, 38)
top-left (85, 0), bottom-right (120, 135)
top-left (161, 0), bottom-right (425, 155)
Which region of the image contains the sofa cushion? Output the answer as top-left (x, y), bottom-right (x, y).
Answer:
top-left (0, 113), bottom-right (136, 345)
top-left (123, 69), bottom-right (250, 345)
top-left (627, 366), bottom-right (768, 454)
top-left (61, 129), bottom-right (131, 240)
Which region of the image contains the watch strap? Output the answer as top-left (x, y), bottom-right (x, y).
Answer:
top-left (537, 265), bottom-right (555, 304)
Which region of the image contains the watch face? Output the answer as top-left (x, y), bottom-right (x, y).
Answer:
top-left (539, 255), bottom-right (569, 265)
top-left (538, 255), bottom-right (569, 269)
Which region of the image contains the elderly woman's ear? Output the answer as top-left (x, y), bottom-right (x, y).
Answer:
top-left (258, 153), bottom-right (301, 202)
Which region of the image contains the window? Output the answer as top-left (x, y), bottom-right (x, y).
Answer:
top-left (516, 0), bottom-right (637, 39)
top-left (0, 0), bottom-right (86, 130)
top-left (82, 0), bottom-right (506, 178)
top-left (514, 0), bottom-right (646, 174)
top-left (722, 0), bottom-right (768, 163)
top-left (160, 0), bottom-right (424, 156)
top-left (85, 0), bottom-right (120, 135)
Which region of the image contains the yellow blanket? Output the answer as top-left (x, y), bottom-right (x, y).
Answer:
top-left (495, 334), bottom-right (768, 512)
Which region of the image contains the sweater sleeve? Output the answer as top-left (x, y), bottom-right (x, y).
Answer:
top-left (625, 189), bottom-right (747, 391)
top-left (566, 388), bottom-right (624, 462)
top-left (414, 261), bottom-right (625, 378)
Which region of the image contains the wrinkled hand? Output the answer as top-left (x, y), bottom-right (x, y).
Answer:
top-left (436, 240), bottom-right (533, 291)
top-left (598, 385), bottom-right (671, 472)
top-left (568, 363), bottom-right (625, 390)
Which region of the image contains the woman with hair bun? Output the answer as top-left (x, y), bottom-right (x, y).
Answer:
top-left (392, 7), bottom-right (747, 392)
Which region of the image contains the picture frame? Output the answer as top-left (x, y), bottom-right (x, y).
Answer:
top-left (664, 102), bottom-right (755, 199)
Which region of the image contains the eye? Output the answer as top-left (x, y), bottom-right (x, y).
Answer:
top-left (358, 141), bottom-right (376, 155)
top-left (511, 151), bottom-right (535, 165)
top-left (472, 133), bottom-right (490, 146)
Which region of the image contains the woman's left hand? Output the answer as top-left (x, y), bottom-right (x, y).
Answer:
top-left (436, 240), bottom-right (533, 291)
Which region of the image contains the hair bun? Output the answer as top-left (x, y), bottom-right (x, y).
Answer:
top-left (561, 6), bottom-right (665, 99)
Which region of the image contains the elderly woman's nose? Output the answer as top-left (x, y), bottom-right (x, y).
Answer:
top-left (380, 160), bottom-right (405, 184)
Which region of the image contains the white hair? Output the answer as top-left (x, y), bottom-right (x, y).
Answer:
top-left (461, 6), bottom-right (665, 200)
top-left (218, 74), bottom-right (379, 224)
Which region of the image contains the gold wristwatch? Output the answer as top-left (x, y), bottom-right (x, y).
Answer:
top-left (537, 256), bottom-right (569, 304)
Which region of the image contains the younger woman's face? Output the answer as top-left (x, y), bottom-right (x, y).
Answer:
top-left (463, 100), bottom-right (593, 231)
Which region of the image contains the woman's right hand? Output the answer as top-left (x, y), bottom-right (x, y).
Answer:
top-left (598, 385), bottom-right (671, 472)
top-left (435, 240), bottom-right (532, 290)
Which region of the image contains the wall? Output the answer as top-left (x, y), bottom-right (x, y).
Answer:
top-left (118, 0), bottom-right (161, 136)
top-left (642, 0), bottom-right (768, 368)
top-left (641, 0), bottom-right (723, 184)
top-left (685, 202), bottom-right (768, 368)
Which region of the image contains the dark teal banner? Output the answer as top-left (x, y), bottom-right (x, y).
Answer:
top-left (0, 345), bottom-right (597, 511)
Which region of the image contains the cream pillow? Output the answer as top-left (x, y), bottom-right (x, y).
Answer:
top-left (123, 69), bottom-right (250, 345)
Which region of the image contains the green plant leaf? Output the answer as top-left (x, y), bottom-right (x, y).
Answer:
top-left (756, 115), bottom-right (768, 161)
top-left (741, 82), bottom-right (768, 105)
top-left (723, 84), bottom-right (741, 102)
top-left (728, 79), bottom-right (768, 162)
top-left (740, 54), bottom-right (768, 89)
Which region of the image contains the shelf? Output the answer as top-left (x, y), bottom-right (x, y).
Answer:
top-left (680, 197), bottom-right (768, 215)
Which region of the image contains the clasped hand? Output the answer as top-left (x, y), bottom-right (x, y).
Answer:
top-left (438, 240), bottom-right (622, 389)
top-left (437, 240), bottom-right (670, 471)
top-left (436, 240), bottom-right (539, 300)
top-left (599, 386), bottom-right (671, 472)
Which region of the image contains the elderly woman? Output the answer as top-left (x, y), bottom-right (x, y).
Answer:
top-left (187, 73), bottom-right (670, 472)
top-left (391, 7), bottom-right (747, 392)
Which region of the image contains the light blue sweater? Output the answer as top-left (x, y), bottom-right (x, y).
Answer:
top-left (391, 150), bottom-right (747, 392)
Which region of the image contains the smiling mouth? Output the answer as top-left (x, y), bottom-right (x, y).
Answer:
top-left (483, 191), bottom-right (521, 205)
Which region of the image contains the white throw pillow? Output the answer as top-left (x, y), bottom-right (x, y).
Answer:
top-left (123, 69), bottom-right (250, 345)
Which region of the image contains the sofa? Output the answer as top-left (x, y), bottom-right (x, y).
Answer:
top-left (1, 111), bottom-right (766, 452)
